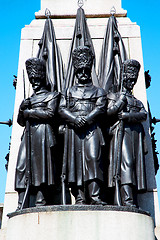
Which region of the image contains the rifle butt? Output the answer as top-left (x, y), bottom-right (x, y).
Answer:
top-left (20, 184), bottom-right (30, 210)
top-left (61, 175), bottom-right (66, 205)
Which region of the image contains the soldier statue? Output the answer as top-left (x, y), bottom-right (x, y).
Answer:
top-left (107, 59), bottom-right (147, 207)
top-left (59, 46), bottom-right (107, 205)
top-left (15, 57), bottom-right (60, 209)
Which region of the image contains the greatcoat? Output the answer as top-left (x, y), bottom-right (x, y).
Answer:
top-left (107, 91), bottom-right (147, 191)
top-left (59, 82), bottom-right (107, 186)
top-left (15, 89), bottom-right (59, 190)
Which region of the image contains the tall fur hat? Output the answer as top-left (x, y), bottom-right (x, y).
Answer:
top-left (121, 59), bottom-right (141, 82)
top-left (25, 58), bottom-right (46, 82)
top-left (122, 59), bottom-right (140, 74)
top-left (72, 46), bottom-right (94, 72)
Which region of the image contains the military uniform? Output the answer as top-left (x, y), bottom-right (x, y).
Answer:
top-left (15, 58), bottom-right (60, 208)
top-left (107, 91), bottom-right (147, 206)
top-left (59, 82), bottom-right (106, 203)
top-left (15, 89), bottom-right (59, 190)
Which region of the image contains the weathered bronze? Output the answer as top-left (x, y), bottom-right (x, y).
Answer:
top-left (13, 75), bottom-right (17, 89)
top-left (64, 7), bottom-right (99, 90)
top-left (37, 9), bottom-right (64, 93)
top-left (98, 14), bottom-right (127, 92)
top-left (59, 46), bottom-right (107, 205)
top-left (13, 9), bottom-right (149, 210)
top-left (15, 58), bottom-right (60, 209)
top-left (107, 59), bottom-right (147, 207)
top-left (0, 119), bottom-right (12, 127)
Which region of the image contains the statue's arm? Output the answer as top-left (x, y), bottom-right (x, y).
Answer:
top-left (126, 107), bottom-right (147, 123)
top-left (58, 94), bottom-right (76, 127)
top-left (85, 95), bottom-right (107, 125)
top-left (23, 93), bottom-right (60, 121)
top-left (17, 109), bottom-right (25, 127)
top-left (17, 98), bottom-right (31, 126)
top-left (107, 93), bottom-right (126, 116)
top-left (119, 102), bottom-right (147, 123)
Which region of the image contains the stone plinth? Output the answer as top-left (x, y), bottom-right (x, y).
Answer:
top-left (6, 206), bottom-right (155, 240)
top-left (36, 0), bottom-right (127, 18)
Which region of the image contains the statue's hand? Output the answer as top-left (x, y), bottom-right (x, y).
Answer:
top-left (23, 109), bottom-right (30, 119)
top-left (118, 112), bottom-right (129, 120)
top-left (74, 116), bottom-right (87, 128)
top-left (20, 98), bottom-right (31, 110)
top-left (119, 92), bottom-right (127, 102)
top-left (114, 93), bottom-right (127, 112)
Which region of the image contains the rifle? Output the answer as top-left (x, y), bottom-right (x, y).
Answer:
top-left (113, 64), bottom-right (125, 206)
top-left (21, 70), bottom-right (31, 210)
top-left (61, 125), bottom-right (68, 205)
top-left (113, 120), bottom-right (123, 206)
top-left (61, 92), bottom-right (70, 205)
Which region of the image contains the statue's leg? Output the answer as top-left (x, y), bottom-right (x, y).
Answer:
top-left (88, 180), bottom-right (107, 205)
top-left (35, 188), bottom-right (46, 206)
top-left (72, 186), bottom-right (86, 205)
top-left (120, 184), bottom-right (136, 207)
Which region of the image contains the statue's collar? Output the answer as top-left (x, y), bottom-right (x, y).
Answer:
top-left (33, 89), bottom-right (48, 95)
top-left (76, 82), bottom-right (93, 87)
top-left (125, 92), bottom-right (133, 97)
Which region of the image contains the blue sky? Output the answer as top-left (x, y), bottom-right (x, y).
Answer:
top-left (0, 0), bottom-right (160, 206)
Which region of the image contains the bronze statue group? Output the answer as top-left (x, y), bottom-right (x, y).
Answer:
top-left (15, 46), bottom-right (147, 210)
top-left (14, 9), bottom-right (147, 210)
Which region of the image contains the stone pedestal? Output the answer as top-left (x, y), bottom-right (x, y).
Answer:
top-left (36, 0), bottom-right (127, 18)
top-left (6, 206), bottom-right (155, 240)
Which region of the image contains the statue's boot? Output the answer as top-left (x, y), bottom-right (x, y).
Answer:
top-left (35, 190), bottom-right (46, 206)
top-left (74, 188), bottom-right (86, 205)
top-left (121, 184), bottom-right (136, 208)
top-left (88, 181), bottom-right (107, 205)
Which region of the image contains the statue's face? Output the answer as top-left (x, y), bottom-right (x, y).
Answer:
top-left (123, 78), bottom-right (137, 91)
top-left (30, 77), bottom-right (43, 92)
top-left (123, 67), bottom-right (138, 91)
top-left (76, 67), bottom-right (91, 83)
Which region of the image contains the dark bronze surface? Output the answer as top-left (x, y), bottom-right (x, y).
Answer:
top-left (0, 119), bottom-right (12, 127)
top-left (15, 58), bottom-right (60, 209)
top-left (14, 9), bottom-right (149, 212)
top-left (98, 15), bottom-right (127, 92)
top-left (59, 46), bottom-right (107, 205)
top-left (107, 59), bottom-right (147, 207)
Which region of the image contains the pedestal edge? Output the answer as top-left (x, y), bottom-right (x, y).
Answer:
top-left (35, 13), bottom-right (127, 19)
top-left (7, 205), bottom-right (150, 219)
